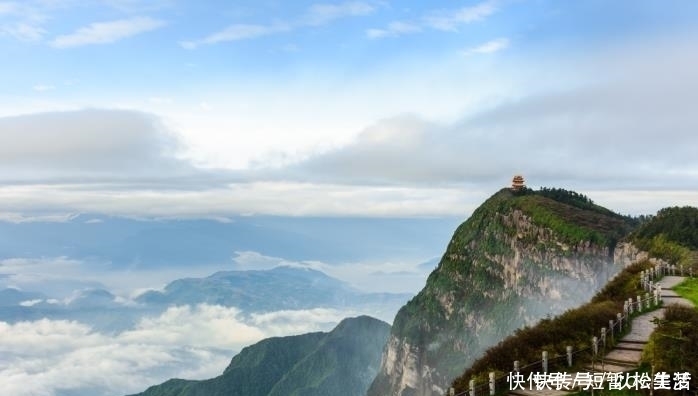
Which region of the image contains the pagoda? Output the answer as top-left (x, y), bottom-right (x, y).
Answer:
top-left (511, 175), bottom-right (525, 191)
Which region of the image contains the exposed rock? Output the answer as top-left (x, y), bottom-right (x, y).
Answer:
top-left (368, 189), bottom-right (635, 396)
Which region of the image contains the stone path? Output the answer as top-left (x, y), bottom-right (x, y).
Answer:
top-left (658, 276), bottom-right (694, 308)
top-left (508, 276), bottom-right (693, 396)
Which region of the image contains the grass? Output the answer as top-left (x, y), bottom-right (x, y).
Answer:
top-left (673, 277), bottom-right (698, 307)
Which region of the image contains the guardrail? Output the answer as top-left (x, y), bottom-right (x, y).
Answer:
top-left (445, 261), bottom-right (689, 396)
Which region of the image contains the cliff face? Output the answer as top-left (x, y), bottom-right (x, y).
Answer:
top-left (368, 189), bottom-right (634, 396)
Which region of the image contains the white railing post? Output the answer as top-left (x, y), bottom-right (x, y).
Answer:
top-left (566, 346), bottom-right (573, 367)
top-left (617, 313), bottom-right (623, 330)
top-left (542, 351), bottom-right (548, 373)
top-left (592, 337), bottom-right (598, 356)
top-left (489, 372), bottom-right (495, 396)
top-left (470, 379), bottom-right (476, 396)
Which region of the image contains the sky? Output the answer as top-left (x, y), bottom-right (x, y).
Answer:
top-left (1, 0), bottom-right (698, 219)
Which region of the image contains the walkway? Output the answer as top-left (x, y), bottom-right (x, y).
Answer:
top-left (508, 276), bottom-right (693, 396)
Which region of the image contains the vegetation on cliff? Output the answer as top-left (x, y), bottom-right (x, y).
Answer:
top-left (632, 206), bottom-right (698, 249)
top-left (393, 188), bottom-right (634, 345)
top-left (514, 187), bottom-right (634, 247)
top-left (369, 187), bottom-right (637, 396)
top-left (129, 316), bottom-right (390, 396)
top-left (451, 260), bottom-right (654, 392)
top-left (630, 206), bottom-right (698, 267)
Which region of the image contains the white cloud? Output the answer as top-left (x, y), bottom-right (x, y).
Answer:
top-left (0, 109), bottom-right (189, 181)
top-left (182, 1), bottom-right (374, 48)
top-left (0, 182), bottom-right (484, 218)
top-left (463, 37), bottom-right (509, 54)
top-left (250, 308), bottom-right (351, 335)
top-left (0, 304), bottom-right (351, 396)
top-left (231, 250), bottom-right (296, 271)
top-left (367, 1), bottom-right (497, 39)
top-left (366, 21), bottom-right (421, 39)
top-left (51, 16), bottom-right (165, 48)
top-left (180, 23), bottom-right (290, 49)
top-left (1, 22), bottom-right (46, 41)
top-left (0, 2), bottom-right (47, 41)
top-left (102, 0), bottom-right (174, 13)
top-left (303, 1), bottom-right (375, 26)
top-left (424, 0), bottom-right (498, 31)
top-left (18, 299), bottom-right (42, 307)
top-left (0, 257), bottom-right (104, 297)
top-left (119, 305), bottom-right (265, 348)
top-left (0, 212), bottom-right (78, 223)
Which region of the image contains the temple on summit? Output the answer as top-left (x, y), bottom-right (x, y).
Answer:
top-left (511, 175), bottom-right (525, 191)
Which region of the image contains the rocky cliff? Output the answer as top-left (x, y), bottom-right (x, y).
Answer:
top-left (368, 188), bottom-right (635, 396)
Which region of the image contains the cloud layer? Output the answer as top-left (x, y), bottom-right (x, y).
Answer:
top-left (0, 109), bottom-right (192, 183)
top-left (287, 38), bottom-right (698, 191)
top-left (0, 305), bottom-right (351, 396)
top-left (1, 36), bottom-right (698, 218)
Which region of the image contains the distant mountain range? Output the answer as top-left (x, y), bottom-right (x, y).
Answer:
top-left (136, 265), bottom-right (411, 314)
top-left (0, 288), bottom-right (45, 306)
top-left (129, 315), bottom-right (390, 396)
top-left (0, 265), bottom-right (411, 331)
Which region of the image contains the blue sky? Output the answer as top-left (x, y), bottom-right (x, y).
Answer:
top-left (2, 0), bottom-right (698, 218)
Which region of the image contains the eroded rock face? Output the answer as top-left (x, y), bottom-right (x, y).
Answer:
top-left (614, 242), bottom-right (649, 267)
top-left (368, 193), bottom-right (632, 396)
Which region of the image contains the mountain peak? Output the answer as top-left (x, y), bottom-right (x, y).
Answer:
top-left (368, 187), bottom-right (635, 396)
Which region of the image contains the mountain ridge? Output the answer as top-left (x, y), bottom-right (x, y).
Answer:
top-left (127, 315), bottom-right (390, 396)
top-left (368, 187), bottom-right (637, 396)
top-left (135, 265), bottom-right (411, 317)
